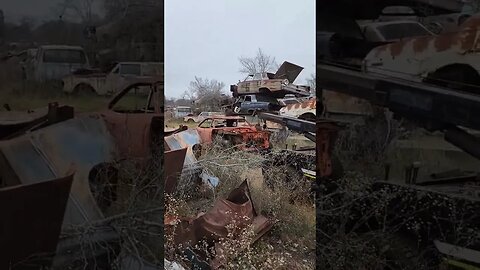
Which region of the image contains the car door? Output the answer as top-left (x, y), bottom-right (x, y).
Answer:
top-left (101, 83), bottom-right (162, 159)
top-left (196, 118), bottom-right (214, 143)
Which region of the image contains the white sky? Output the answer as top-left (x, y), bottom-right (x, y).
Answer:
top-left (165, 0), bottom-right (315, 98)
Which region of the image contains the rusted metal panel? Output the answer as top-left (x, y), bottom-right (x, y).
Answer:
top-left (279, 98), bottom-right (316, 118)
top-left (165, 147), bottom-right (187, 194)
top-left (0, 115), bottom-right (117, 225)
top-left (274, 61), bottom-right (304, 82)
top-left (166, 180), bottom-right (273, 269)
top-left (323, 90), bottom-right (374, 116)
top-left (164, 129), bottom-right (201, 167)
top-left (0, 175), bottom-right (73, 270)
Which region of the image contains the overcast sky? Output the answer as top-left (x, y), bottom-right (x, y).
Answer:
top-left (165, 0), bottom-right (315, 98)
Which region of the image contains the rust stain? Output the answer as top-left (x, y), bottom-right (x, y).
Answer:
top-left (412, 36), bottom-right (433, 53)
top-left (460, 29), bottom-right (477, 51)
top-left (390, 41), bottom-right (406, 57)
top-left (434, 32), bottom-right (457, 52)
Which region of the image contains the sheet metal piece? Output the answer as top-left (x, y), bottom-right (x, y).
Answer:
top-left (274, 61), bottom-right (304, 83)
top-left (164, 129), bottom-right (201, 166)
top-left (165, 129), bottom-right (220, 188)
top-left (167, 180), bottom-right (273, 269)
top-left (165, 147), bottom-right (187, 194)
top-left (0, 175), bottom-right (73, 270)
top-left (0, 115), bottom-right (117, 225)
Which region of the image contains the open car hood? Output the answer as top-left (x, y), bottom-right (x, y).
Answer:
top-left (274, 61), bottom-right (304, 82)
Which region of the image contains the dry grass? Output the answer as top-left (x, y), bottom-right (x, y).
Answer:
top-left (0, 81), bottom-right (109, 112)
top-left (165, 140), bottom-right (316, 269)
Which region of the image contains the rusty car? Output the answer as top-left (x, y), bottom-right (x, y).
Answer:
top-left (230, 61), bottom-right (311, 98)
top-left (183, 111), bottom-right (223, 123)
top-left (364, 13), bottom-right (480, 94)
top-left (62, 62), bottom-right (163, 95)
top-left (279, 97), bottom-right (317, 121)
top-left (195, 115), bottom-right (271, 150)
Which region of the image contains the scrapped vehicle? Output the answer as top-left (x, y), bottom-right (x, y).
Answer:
top-left (230, 61), bottom-right (311, 98)
top-left (279, 97), bottom-right (317, 121)
top-left (173, 106), bottom-right (193, 118)
top-left (25, 45), bottom-right (89, 81)
top-left (183, 111), bottom-right (223, 123)
top-left (364, 13), bottom-right (480, 94)
top-left (62, 62), bottom-right (162, 95)
top-left (279, 94), bottom-right (304, 106)
top-left (196, 116), bottom-right (270, 150)
top-left (0, 79), bottom-right (187, 268)
top-left (230, 94), bottom-right (283, 115)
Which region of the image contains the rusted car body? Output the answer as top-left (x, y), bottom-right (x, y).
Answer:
top-left (196, 116), bottom-right (270, 150)
top-left (0, 79), bottom-right (185, 268)
top-left (364, 14), bottom-right (480, 92)
top-left (231, 61), bottom-right (311, 98)
top-left (0, 103), bottom-right (74, 140)
top-left (165, 180), bottom-right (273, 269)
top-left (279, 97), bottom-right (317, 120)
top-left (62, 62), bottom-right (163, 95)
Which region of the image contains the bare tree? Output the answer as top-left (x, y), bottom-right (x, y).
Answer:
top-left (55, 0), bottom-right (96, 24)
top-left (306, 73), bottom-right (315, 91)
top-left (103, 0), bottom-right (161, 19)
top-left (188, 76), bottom-right (225, 110)
top-left (238, 48), bottom-right (278, 75)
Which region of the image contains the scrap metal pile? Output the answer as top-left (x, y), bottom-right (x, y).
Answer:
top-left (0, 79), bottom-right (183, 269)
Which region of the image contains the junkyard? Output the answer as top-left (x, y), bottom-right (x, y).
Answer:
top-left (317, 0), bottom-right (480, 269)
top-left (6, 0), bottom-right (480, 269)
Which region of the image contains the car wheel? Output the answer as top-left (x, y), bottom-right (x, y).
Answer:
top-left (233, 106), bottom-right (241, 114)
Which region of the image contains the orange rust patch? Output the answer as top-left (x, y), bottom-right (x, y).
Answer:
top-left (460, 29), bottom-right (477, 51)
top-left (433, 32), bottom-right (457, 52)
top-left (412, 36), bottom-right (433, 53)
top-left (390, 41), bottom-right (406, 57)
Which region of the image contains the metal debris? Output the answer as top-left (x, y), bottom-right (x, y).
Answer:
top-left (0, 175), bottom-right (73, 269)
top-left (166, 180), bottom-right (273, 269)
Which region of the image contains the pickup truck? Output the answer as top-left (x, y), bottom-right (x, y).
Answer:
top-left (62, 62), bottom-right (162, 95)
top-left (229, 94), bottom-right (284, 115)
top-left (24, 45), bottom-right (90, 82)
top-left (230, 61), bottom-right (311, 98)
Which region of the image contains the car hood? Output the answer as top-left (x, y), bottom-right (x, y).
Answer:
top-left (274, 61), bottom-right (304, 83)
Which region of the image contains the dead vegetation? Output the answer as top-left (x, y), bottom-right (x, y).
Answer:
top-left (0, 80), bottom-right (108, 112)
top-left (318, 117), bottom-right (480, 269)
top-left (165, 140), bottom-right (316, 269)
top-left (55, 157), bottom-right (165, 269)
